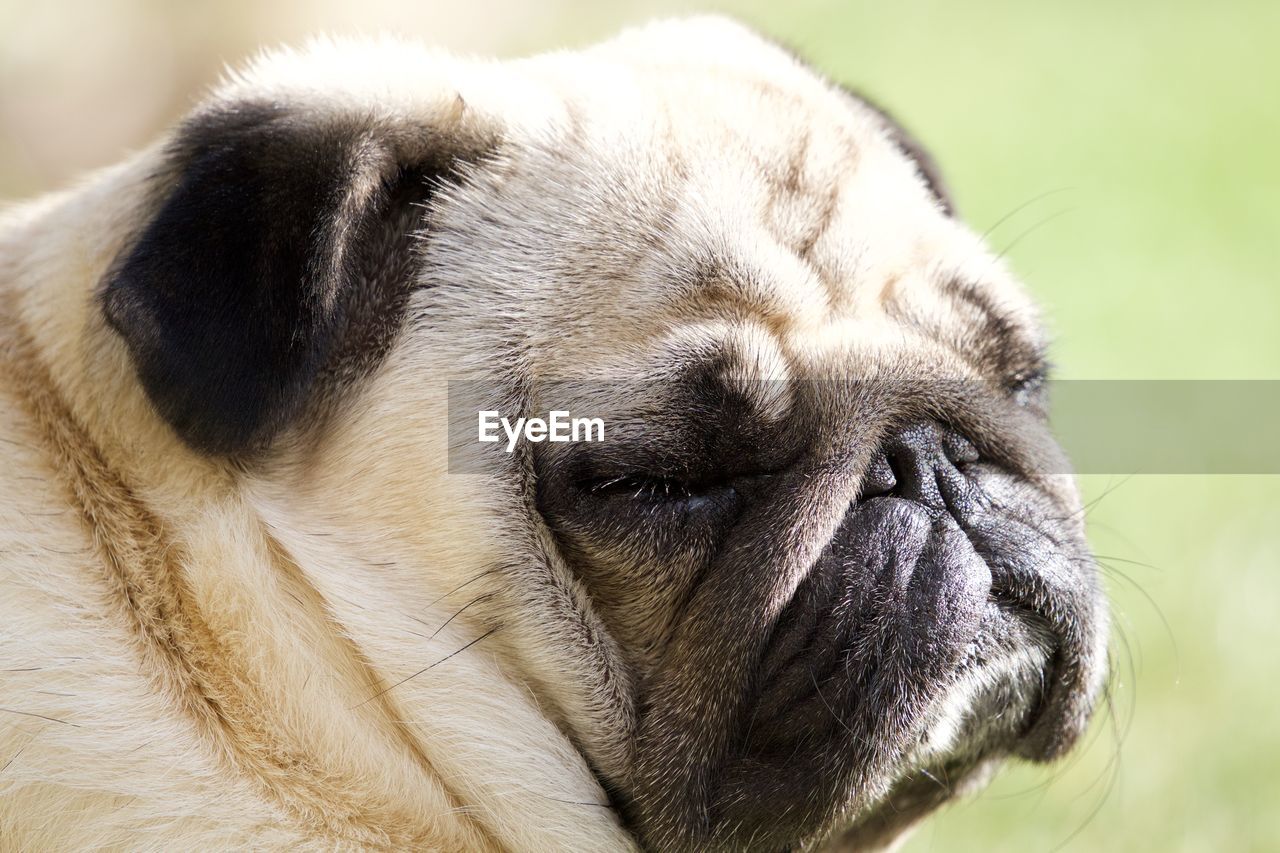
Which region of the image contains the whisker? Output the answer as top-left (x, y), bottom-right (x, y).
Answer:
top-left (430, 592), bottom-right (498, 640)
top-left (978, 186), bottom-right (1075, 244)
top-left (994, 206), bottom-right (1075, 263)
top-left (0, 707), bottom-right (79, 727)
top-left (350, 624), bottom-right (504, 709)
top-left (422, 567), bottom-right (500, 610)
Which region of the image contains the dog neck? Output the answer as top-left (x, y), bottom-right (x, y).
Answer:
top-left (0, 180), bottom-right (513, 849)
top-left (0, 170), bottom-right (629, 850)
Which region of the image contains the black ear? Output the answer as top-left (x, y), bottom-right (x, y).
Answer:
top-left (102, 103), bottom-right (471, 454)
top-left (839, 87), bottom-right (955, 216)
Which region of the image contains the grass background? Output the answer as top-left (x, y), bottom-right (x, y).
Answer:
top-left (3, 1), bottom-right (1277, 849)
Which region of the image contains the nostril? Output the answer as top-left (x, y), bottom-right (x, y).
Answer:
top-left (886, 435), bottom-right (944, 510)
top-left (942, 431), bottom-right (980, 466)
top-left (861, 422), bottom-right (976, 513)
top-left (858, 453), bottom-right (897, 500)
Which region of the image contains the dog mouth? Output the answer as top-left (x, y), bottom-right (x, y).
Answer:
top-left (747, 496), bottom-right (998, 762)
top-left (736, 426), bottom-right (1108, 850)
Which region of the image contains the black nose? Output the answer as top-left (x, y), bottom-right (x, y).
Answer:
top-left (858, 422), bottom-right (980, 512)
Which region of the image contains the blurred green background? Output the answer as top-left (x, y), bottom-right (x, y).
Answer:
top-left (3, 1), bottom-right (1277, 849)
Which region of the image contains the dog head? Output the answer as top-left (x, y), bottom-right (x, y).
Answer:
top-left (101, 18), bottom-right (1109, 850)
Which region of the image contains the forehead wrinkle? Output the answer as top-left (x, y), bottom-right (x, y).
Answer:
top-left (558, 61), bottom-right (932, 353)
top-left (725, 106), bottom-right (863, 270)
top-left (877, 266), bottom-right (1047, 383)
top-left (704, 124), bottom-right (938, 333)
top-left (706, 318), bottom-right (796, 426)
top-left (798, 142), bottom-right (962, 322)
top-left (669, 171), bottom-right (856, 326)
top-left (675, 255), bottom-right (830, 345)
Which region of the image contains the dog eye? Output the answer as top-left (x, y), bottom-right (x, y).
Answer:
top-left (584, 473), bottom-right (734, 509)
top-left (1007, 362), bottom-right (1050, 406)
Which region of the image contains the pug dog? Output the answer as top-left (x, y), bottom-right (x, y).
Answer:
top-left (0, 16), bottom-right (1109, 852)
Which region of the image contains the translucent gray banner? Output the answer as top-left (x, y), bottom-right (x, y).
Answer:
top-left (446, 380), bottom-right (1280, 475)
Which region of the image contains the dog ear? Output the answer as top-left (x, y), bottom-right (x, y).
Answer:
top-left (102, 102), bottom-right (476, 455)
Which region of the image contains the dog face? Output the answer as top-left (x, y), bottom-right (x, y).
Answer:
top-left (99, 18), bottom-right (1109, 851)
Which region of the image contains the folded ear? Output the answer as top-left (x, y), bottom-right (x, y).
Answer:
top-left (102, 102), bottom-right (477, 454)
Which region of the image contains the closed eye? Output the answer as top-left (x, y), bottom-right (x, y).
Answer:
top-left (588, 473), bottom-right (698, 501)
top-left (584, 473), bottom-right (736, 509)
top-left (1007, 360), bottom-right (1050, 405)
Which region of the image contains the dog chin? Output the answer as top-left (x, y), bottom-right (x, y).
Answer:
top-left (817, 617), bottom-right (1054, 850)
